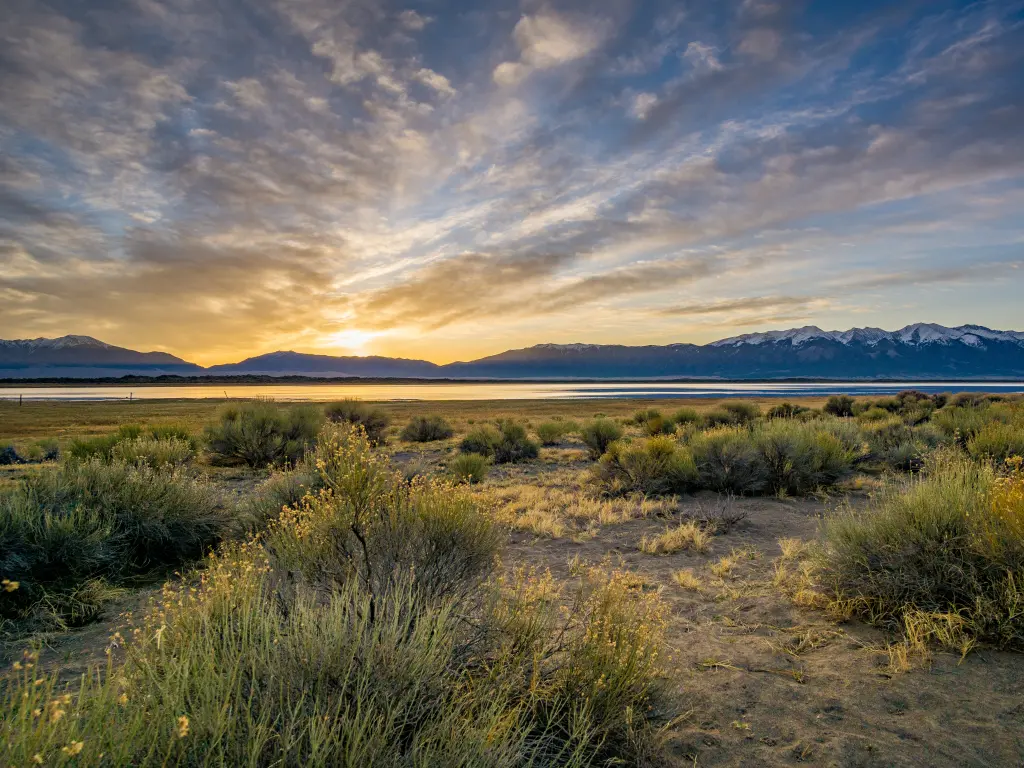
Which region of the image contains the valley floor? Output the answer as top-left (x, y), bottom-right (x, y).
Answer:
top-left (2, 399), bottom-right (1023, 766)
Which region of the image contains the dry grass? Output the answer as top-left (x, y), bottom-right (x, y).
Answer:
top-left (639, 521), bottom-right (712, 555)
top-left (672, 568), bottom-right (702, 590)
top-left (479, 478), bottom-right (677, 538)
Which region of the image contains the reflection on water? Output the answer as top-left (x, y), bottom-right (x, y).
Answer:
top-left (1, 381), bottom-right (1023, 402)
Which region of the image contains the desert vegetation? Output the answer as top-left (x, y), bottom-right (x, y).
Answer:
top-left (1, 390), bottom-right (1023, 765)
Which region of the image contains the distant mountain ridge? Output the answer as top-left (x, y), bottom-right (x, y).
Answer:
top-left (0, 335), bottom-right (202, 377)
top-left (2, 324), bottom-right (1024, 380)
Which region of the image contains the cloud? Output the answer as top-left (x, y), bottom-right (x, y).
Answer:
top-left (657, 295), bottom-right (821, 317)
top-left (493, 11), bottom-right (608, 86)
top-left (1, 0), bottom-right (1023, 363)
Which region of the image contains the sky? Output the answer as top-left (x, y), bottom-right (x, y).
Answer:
top-left (1, 0), bottom-right (1023, 366)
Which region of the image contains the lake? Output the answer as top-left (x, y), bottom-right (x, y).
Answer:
top-left (1, 381), bottom-right (1023, 402)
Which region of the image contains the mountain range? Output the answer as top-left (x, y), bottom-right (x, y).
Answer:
top-left (3, 323), bottom-right (1024, 380)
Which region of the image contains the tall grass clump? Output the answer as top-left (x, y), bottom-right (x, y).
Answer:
top-left (205, 402), bottom-right (323, 467)
top-left (324, 399), bottom-right (390, 445)
top-left (0, 460), bottom-right (225, 623)
top-left (111, 436), bottom-right (196, 468)
top-left (814, 452), bottom-right (1024, 649)
top-left (448, 453), bottom-right (490, 484)
top-left (580, 418), bottom-right (624, 459)
top-left (593, 436), bottom-right (697, 496)
top-left (400, 415), bottom-right (455, 442)
top-left (1, 426), bottom-right (672, 765)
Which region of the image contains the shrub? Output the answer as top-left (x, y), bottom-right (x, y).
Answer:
top-left (492, 421), bottom-right (539, 464)
top-left (766, 402), bottom-right (807, 419)
top-left (752, 420), bottom-right (856, 495)
top-left (535, 421), bottom-right (567, 446)
top-left (814, 452), bottom-right (1024, 649)
top-left (20, 438), bottom-right (60, 462)
top-left (824, 395), bottom-right (855, 418)
top-left (324, 400), bottom-right (390, 445)
top-left (671, 407), bottom-right (703, 426)
top-left (459, 422), bottom-right (537, 464)
top-left (704, 401), bottom-right (760, 427)
top-left (205, 402), bottom-right (323, 467)
top-left (580, 418), bottom-right (624, 459)
top-left (460, 425), bottom-right (502, 455)
top-left (688, 427), bottom-right (769, 495)
top-left (593, 436), bottom-right (697, 496)
top-left (449, 453), bottom-right (490, 484)
top-left (968, 422), bottom-right (1024, 464)
top-left (0, 460), bottom-right (224, 621)
top-left (722, 400), bottom-right (760, 423)
top-left (400, 415), bottom-right (454, 442)
top-left (633, 409), bottom-right (676, 436)
top-left (111, 436), bottom-right (195, 468)
top-left (0, 444), bottom-right (23, 465)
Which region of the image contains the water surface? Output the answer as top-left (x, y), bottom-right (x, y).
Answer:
top-left (2, 381), bottom-right (1022, 402)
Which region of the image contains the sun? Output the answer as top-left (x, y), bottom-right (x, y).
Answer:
top-left (322, 329), bottom-right (378, 355)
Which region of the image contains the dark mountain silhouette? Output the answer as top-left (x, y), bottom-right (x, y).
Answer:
top-left (3, 324), bottom-right (1024, 380)
top-left (0, 335), bottom-right (201, 377)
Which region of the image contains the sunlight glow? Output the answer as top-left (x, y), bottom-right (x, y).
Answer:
top-left (321, 329), bottom-right (379, 355)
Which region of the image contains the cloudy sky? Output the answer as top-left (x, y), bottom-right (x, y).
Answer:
top-left (1, 0), bottom-right (1023, 365)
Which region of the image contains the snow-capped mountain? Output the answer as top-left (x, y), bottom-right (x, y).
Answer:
top-left (711, 324), bottom-right (1024, 349)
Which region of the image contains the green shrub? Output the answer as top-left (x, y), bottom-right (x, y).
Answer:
top-left (968, 422), bottom-right (1024, 463)
top-left (448, 453), bottom-right (490, 484)
top-left (400, 415), bottom-right (455, 443)
top-left (580, 418), bottom-right (624, 459)
top-left (593, 437), bottom-right (697, 496)
top-left (814, 452), bottom-right (1024, 649)
top-left (703, 401), bottom-right (760, 427)
top-left (766, 402), bottom-right (807, 419)
top-left (857, 405), bottom-right (892, 422)
top-left (752, 420), bottom-right (856, 495)
top-left (205, 402), bottom-right (323, 467)
top-left (535, 421), bottom-right (567, 446)
top-left (18, 439), bottom-right (60, 463)
top-left (0, 460), bottom-right (224, 621)
top-left (824, 395), bottom-right (855, 418)
top-left (632, 409), bottom-right (676, 436)
top-left (671, 407), bottom-right (703, 426)
top-left (324, 400), bottom-right (390, 445)
top-left (456, 422), bottom-right (536, 464)
top-left (722, 401), bottom-right (760, 423)
top-left (688, 427), bottom-right (768, 495)
top-left (111, 436), bottom-right (195, 468)
top-left (492, 421), bottom-right (539, 464)
top-left (460, 424), bottom-right (501, 455)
